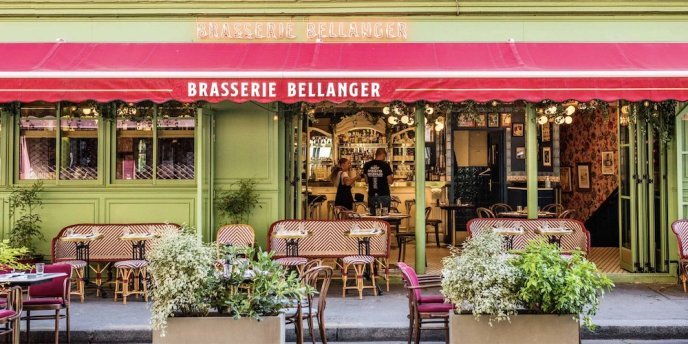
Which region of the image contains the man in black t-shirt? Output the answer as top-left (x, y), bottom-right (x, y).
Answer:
top-left (363, 148), bottom-right (394, 216)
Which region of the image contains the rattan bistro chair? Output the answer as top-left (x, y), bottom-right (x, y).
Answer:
top-left (216, 224), bottom-right (256, 258)
top-left (671, 220), bottom-right (688, 292)
top-left (476, 207), bottom-right (496, 218)
top-left (558, 209), bottom-right (577, 219)
top-left (542, 203), bottom-right (565, 215)
top-left (490, 203), bottom-right (512, 214)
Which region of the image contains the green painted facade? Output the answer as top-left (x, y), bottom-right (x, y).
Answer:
top-left (0, 1), bottom-right (685, 278)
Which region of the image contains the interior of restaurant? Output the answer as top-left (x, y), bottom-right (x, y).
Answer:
top-left (298, 100), bottom-right (664, 274)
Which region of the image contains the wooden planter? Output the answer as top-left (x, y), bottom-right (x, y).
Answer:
top-left (153, 314), bottom-right (285, 344)
top-left (449, 312), bottom-right (580, 344)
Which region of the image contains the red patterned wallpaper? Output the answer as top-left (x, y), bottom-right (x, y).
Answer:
top-left (560, 109), bottom-right (618, 222)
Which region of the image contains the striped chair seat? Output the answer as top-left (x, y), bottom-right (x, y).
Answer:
top-left (342, 255), bottom-right (375, 265)
top-left (114, 260), bottom-right (148, 269)
top-left (61, 260), bottom-right (87, 269)
top-left (275, 257), bottom-right (308, 266)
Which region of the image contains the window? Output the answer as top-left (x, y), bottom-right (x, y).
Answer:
top-left (19, 102), bottom-right (57, 180)
top-left (59, 103), bottom-right (99, 180)
top-left (156, 103), bottom-right (195, 180)
top-left (116, 103), bottom-right (154, 180)
top-left (114, 102), bottom-right (195, 181)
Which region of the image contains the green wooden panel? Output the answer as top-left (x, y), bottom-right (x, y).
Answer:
top-left (105, 198), bottom-right (195, 224)
top-left (34, 200), bottom-right (99, 255)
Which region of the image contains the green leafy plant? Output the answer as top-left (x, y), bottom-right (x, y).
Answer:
top-left (148, 227), bottom-right (308, 337)
top-left (0, 240), bottom-right (30, 271)
top-left (441, 230), bottom-right (521, 324)
top-left (512, 239), bottom-right (614, 330)
top-left (6, 181), bottom-right (45, 256)
top-left (215, 179), bottom-right (262, 224)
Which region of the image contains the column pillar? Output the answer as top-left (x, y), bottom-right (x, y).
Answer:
top-left (526, 103), bottom-right (538, 219)
top-left (414, 105), bottom-right (427, 273)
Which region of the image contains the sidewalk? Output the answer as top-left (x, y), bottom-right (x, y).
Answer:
top-left (26, 282), bottom-right (688, 343)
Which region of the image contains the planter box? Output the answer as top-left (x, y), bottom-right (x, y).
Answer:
top-left (449, 312), bottom-right (580, 344)
top-left (153, 314), bottom-right (285, 344)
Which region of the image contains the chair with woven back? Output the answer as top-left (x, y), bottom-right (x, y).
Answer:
top-left (671, 220), bottom-right (688, 292)
top-left (558, 209), bottom-right (577, 219)
top-left (476, 207), bottom-right (496, 218)
top-left (397, 262), bottom-right (452, 344)
top-left (216, 224), bottom-right (256, 258)
top-left (490, 203), bottom-right (512, 214)
top-left (284, 263), bottom-right (333, 344)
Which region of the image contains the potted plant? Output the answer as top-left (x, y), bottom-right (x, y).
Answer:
top-left (6, 181), bottom-right (45, 263)
top-left (442, 231), bottom-right (613, 344)
top-left (148, 227), bottom-right (308, 344)
top-left (214, 179), bottom-right (261, 225)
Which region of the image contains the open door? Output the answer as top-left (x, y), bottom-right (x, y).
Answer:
top-left (619, 105), bottom-right (671, 272)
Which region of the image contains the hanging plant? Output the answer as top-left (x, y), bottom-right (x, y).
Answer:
top-left (630, 100), bottom-right (676, 143)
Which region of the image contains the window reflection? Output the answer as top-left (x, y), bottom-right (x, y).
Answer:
top-left (157, 103), bottom-right (195, 180)
top-left (19, 102), bottom-right (57, 180)
top-left (59, 103), bottom-right (99, 180)
top-left (116, 103), bottom-right (154, 180)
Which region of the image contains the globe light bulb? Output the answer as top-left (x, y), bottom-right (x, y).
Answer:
top-left (273, 114), bottom-right (279, 121)
top-left (388, 116), bottom-right (399, 125)
top-left (425, 106), bottom-right (434, 115)
top-left (565, 105), bottom-right (576, 116)
top-left (537, 115), bottom-right (548, 125)
top-left (434, 122), bottom-right (445, 131)
top-left (545, 105), bottom-right (557, 115)
top-left (82, 107), bottom-right (92, 115)
top-left (407, 117), bottom-right (415, 125)
top-left (564, 116), bottom-right (573, 125)
top-left (394, 107), bottom-right (401, 115)
top-left (436, 116), bottom-right (445, 123)
top-left (383, 106), bottom-right (391, 115)
top-left (400, 115), bottom-right (409, 124)
top-left (555, 116), bottom-right (564, 125)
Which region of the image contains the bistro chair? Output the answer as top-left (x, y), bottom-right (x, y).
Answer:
top-left (341, 255), bottom-right (377, 299)
top-left (0, 286), bottom-right (22, 344)
top-left (558, 209), bottom-right (577, 219)
top-left (670, 220), bottom-right (688, 292)
top-left (113, 259), bottom-right (149, 304)
top-left (23, 263), bottom-right (72, 344)
top-left (397, 262), bottom-right (452, 344)
top-left (390, 196), bottom-right (402, 213)
top-left (308, 195), bottom-right (327, 219)
top-left (542, 203), bottom-right (565, 215)
top-left (216, 224), bottom-right (256, 258)
top-left (490, 203), bottom-right (512, 214)
top-left (353, 202), bottom-right (369, 214)
top-left (398, 207), bottom-right (433, 262)
top-left (476, 207), bottom-right (496, 218)
top-left (291, 265), bottom-right (333, 344)
top-left (59, 260), bottom-right (87, 304)
top-left (333, 206), bottom-right (349, 219)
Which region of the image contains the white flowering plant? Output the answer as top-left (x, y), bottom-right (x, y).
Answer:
top-left (441, 230), bottom-right (521, 325)
top-left (148, 226), bottom-right (309, 337)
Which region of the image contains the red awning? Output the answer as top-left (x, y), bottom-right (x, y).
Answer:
top-left (2, 42), bottom-right (688, 103)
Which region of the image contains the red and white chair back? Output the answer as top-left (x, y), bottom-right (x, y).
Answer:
top-left (216, 224), bottom-right (256, 248)
top-left (671, 220), bottom-right (688, 261)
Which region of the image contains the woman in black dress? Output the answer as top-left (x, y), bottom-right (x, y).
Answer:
top-left (331, 158), bottom-right (360, 210)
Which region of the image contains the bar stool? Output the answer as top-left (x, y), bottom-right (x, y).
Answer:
top-left (61, 259), bottom-right (87, 303)
top-left (276, 257), bottom-right (309, 275)
top-left (114, 260), bottom-right (148, 304)
top-left (341, 255), bottom-right (377, 299)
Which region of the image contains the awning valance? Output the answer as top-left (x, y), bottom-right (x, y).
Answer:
top-left (2, 42), bottom-right (688, 103)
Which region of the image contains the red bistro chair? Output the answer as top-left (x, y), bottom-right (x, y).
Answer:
top-left (22, 263), bottom-right (72, 344)
top-left (0, 286), bottom-right (22, 343)
top-left (397, 262), bottom-right (453, 344)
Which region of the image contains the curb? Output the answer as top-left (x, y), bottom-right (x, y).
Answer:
top-left (27, 324), bottom-right (688, 343)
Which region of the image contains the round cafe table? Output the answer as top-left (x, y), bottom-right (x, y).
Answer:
top-left (358, 213), bottom-right (409, 248)
top-left (119, 233), bottom-right (157, 260)
top-left (344, 227), bottom-right (386, 295)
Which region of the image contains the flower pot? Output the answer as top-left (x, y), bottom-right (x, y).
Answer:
top-left (153, 314), bottom-right (285, 344)
top-left (449, 312), bottom-right (580, 344)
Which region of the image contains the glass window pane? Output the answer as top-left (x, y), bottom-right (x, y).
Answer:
top-left (116, 103), bottom-right (153, 180)
top-left (19, 102), bottom-right (57, 180)
top-left (156, 103), bottom-right (195, 180)
top-left (59, 103), bottom-right (99, 180)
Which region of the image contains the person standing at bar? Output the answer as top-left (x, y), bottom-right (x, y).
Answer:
top-left (331, 158), bottom-right (359, 210)
top-left (363, 148), bottom-right (394, 215)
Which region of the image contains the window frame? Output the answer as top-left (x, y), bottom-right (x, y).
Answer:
top-left (109, 103), bottom-right (197, 186)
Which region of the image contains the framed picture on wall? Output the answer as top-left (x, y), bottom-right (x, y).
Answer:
top-left (475, 114), bottom-right (487, 127)
top-left (516, 147), bottom-right (526, 160)
top-left (457, 114), bottom-right (475, 127)
top-left (512, 123), bottom-right (524, 137)
top-left (501, 113), bottom-right (512, 127)
top-left (601, 151), bottom-right (614, 175)
top-left (541, 122), bottom-right (551, 142)
top-left (542, 147), bottom-right (552, 167)
top-left (488, 113), bottom-right (500, 127)
top-left (560, 167), bottom-right (573, 193)
top-left (577, 163), bottom-right (592, 191)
